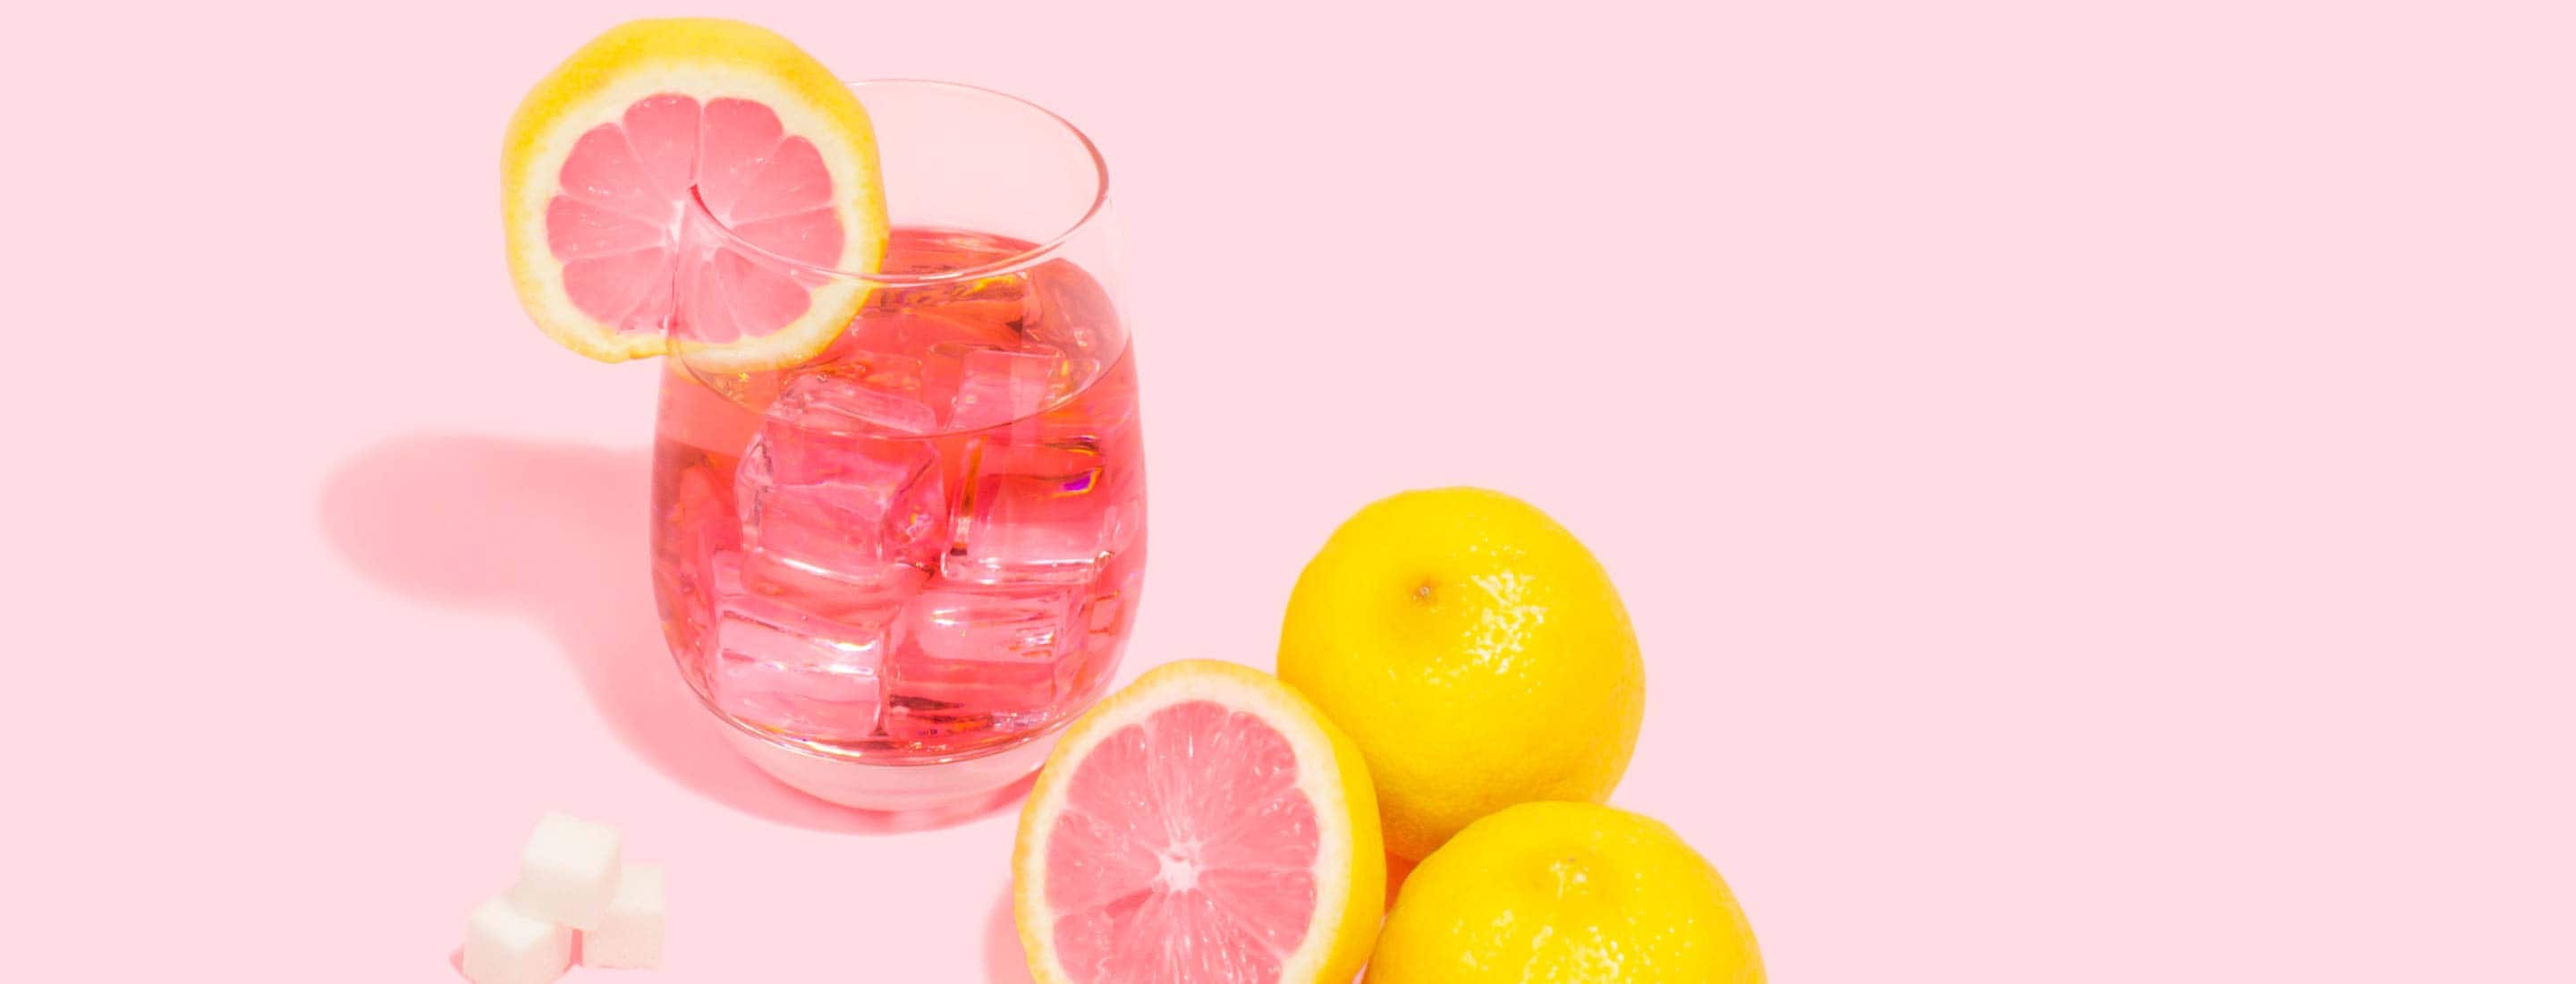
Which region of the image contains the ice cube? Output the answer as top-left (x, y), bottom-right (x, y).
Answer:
top-left (707, 554), bottom-right (886, 740)
top-left (507, 812), bottom-right (622, 930)
top-left (904, 584), bottom-right (1084, 665)
top-left (883, 585), bottom-right (1083, 738)
top-left (580, 862), bottom-right (665, 970)
top-left (768, 365), bottom-right (936, 435)
top-left (738, 547), bottom-right (927, 632)
top-left (737, 420), bottom-right (946, 577)
top-left (943, 437), bottom-right (1128, 586)
top-left (948, 347), bottom-right (1062, 430)
top-left (462, 895), bottom-right (572, 984)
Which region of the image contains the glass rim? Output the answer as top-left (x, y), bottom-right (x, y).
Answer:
top-left (682, 78), bottom-right (1111, 285)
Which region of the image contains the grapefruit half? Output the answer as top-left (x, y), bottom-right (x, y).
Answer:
top-left (502, 19), bottom-right (888, 370)
top-left (1014, 660), bottom-right (1385, 984)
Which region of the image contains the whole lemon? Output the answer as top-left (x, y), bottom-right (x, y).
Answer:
top-left (1277, 488), bottom-right (1644, 861)
top-left (1367, 802), bottom-right (1764, 983)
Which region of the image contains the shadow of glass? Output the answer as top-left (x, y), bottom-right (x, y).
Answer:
top-left (318, 432), bottom-right (1020, 834)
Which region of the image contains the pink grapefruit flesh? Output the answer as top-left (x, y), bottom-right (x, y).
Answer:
top-left (1014, 660), bottom-right (1383, 984)
top-left (554, 98), bottom-right (843, 344)
top-left (1046, 700), bottom-right (1320, 981)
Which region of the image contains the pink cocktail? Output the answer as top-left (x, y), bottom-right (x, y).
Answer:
top-left (648, 82), bottom-right (1139, 809)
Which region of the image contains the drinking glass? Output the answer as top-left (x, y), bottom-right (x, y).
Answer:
top-left (648, 81), bottom-right (1140, 810)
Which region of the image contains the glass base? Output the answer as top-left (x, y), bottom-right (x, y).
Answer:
top-left (717, 723), bottom-right (1061, 812)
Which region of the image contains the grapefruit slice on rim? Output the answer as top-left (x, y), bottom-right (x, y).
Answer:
top-left (1015, 660), bottom-right (1385, 984)
top-left (502, 18), bottom-right (888, 371)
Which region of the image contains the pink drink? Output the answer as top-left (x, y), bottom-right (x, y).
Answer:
top-left (651, 227), bottom-right (1143, 763)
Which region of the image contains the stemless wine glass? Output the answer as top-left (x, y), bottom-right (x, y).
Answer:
top-left (647, 81), bottom-right (1140, 810)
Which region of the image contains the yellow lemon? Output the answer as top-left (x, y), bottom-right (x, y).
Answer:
top-left (1368, 802), bottom-right (1764, 984)
top-left (1277, 488), bottom-right (1643, 861)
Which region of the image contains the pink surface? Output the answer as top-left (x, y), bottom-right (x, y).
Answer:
top-left (16, 2), bottom-right (2572, 980)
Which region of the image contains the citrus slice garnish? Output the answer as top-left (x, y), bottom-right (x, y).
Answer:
top-left (1013, 660), bottom-right (1385, 984)
top-left (502, 18), bottom-right (888, 371)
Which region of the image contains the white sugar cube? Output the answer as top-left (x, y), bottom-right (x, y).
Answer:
top-left (581, 862), bottom-right (665, 969)
top-left (462, 895), bottom-right (572, 984)
top-left (507, 811), bottom-right (622, 929)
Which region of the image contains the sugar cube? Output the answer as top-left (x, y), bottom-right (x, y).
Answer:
top-left (581, 861), bottom-right (665, 969)
top-left (462, 895), bottom-right (572, 984)
top-left (507, 812), bottom-right (622, 929)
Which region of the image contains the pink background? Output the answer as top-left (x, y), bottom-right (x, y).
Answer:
top-left (15, 1), bottom-right (2572, 980)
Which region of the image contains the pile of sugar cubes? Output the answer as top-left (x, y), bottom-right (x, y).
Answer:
top-left (462, 812), bottom-right (664, 983)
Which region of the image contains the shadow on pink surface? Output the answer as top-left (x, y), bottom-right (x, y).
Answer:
top-left (985, 884), bottom-right (1037, 983)
top-left (318, 433), bottom-right (1022, 834)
